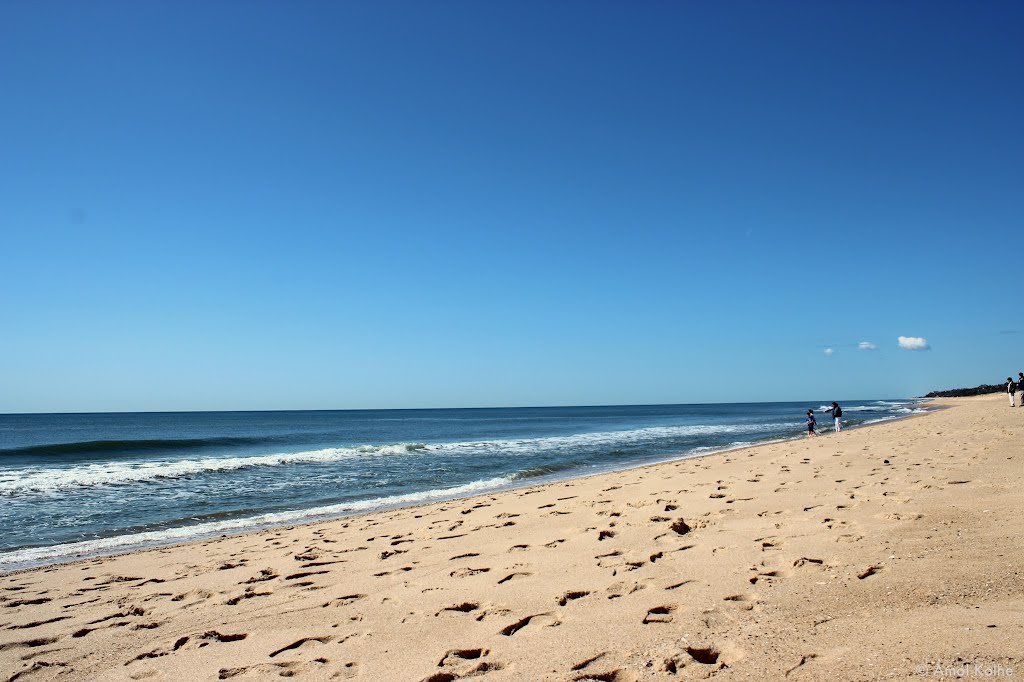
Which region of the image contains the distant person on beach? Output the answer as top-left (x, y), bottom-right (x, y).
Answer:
top-left (1018, 373), bottom-right (1023, 407)
top-left (1008, 377), bottom-right (1017, 407)
top-left (806, 410), bottom-right (817, 437)
top-left (827, 402), bottom-right (843, 431)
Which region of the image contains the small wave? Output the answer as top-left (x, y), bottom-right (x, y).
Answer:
top-left (512, 460), bottom-right (588, 480)
top-left (845, 405), bottom-right (927, 414)
top-left (859, 415), bottom-right (900, 425)
top-left (0, 443), bottom-right (431, 495)
top-left (842, 405), bottom-right (899, 413)
top-left (0, 437), bottom-right (269, 458)
top-left (431, 422), bottom-right (796, 457)
top-left (0, 476), bottom-right (515, 571)
top-left (817, 402), bottom-right (913, 413)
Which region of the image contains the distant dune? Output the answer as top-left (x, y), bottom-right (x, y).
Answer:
top-left (924, 383), bottom-right (1005, 397)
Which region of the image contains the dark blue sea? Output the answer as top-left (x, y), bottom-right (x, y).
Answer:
top-left (0, 400), bottom-right (925, 571)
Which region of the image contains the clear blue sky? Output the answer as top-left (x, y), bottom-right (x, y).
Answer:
top-left (2, 1), bottom-right (1021, 413)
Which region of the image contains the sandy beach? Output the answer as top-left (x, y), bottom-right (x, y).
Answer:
top-left (1, 394), bottom-right (1020, 682)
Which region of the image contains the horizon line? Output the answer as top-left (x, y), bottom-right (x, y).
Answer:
top-left (0, 396), bottom-right (921, 417)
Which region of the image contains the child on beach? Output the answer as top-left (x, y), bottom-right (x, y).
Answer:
top-left (806, 410), bottom-right (817, 437)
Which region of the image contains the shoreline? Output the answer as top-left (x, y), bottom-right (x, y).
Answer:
top-left (0, 404), bottom-right (933, 575)
top-left (5, 395), bottom-right (1017, 681)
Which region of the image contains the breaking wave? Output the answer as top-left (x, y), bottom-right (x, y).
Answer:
top-left (0, 423), bottom-right (791, 495)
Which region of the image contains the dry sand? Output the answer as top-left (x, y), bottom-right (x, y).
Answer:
top-left (1, 394), bottom-right (1021, 682)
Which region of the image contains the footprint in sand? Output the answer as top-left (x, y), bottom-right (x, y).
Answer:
top-left (573, 670), bottom-right (637, 681)
top-left (321, 594), bottom-right (366, 608)
top-left (217, 560), bottom-right (247, 571)
top-left (449, 567), bottom-right (490, 578)
top-left (642, 605), bottom-right (676, 624)
top-left (604, 581), bottom-right (648, 600)
top-left (268, 635), bottom-right (331, 658)
top-left (436, 602), bottom-right (481, 617)
top-left (285, 569), bottom-right (330, 582)
top-left (498, 612), bottom-right (560, 636)
top-left (497, 572), bottom-right (531, 585)
top-left (882, 512), bottom-right (923, 522)
top-left (664, 579), bottom-right (694, 591)
top-left (438, 648), bottom-right (487, 666)
top-left (225, 588), bottom-right (272, 606)
top-left (374, 566), bottom-right (414, 577)
top-left (173, 589), bottom-right (215, 608)
top-left (685, 645), bottom-right (724, 665)
top-left (785, 653), bottom-right (820, 676)
top-left (2, 596), bottom-right (52, 609)
top-left (430, 648), bottom-right (505, 680)
top-left (6, 615), bottom-right (72, 630)
top-left (218, 659), bottom-right (332, 680)
top-left (594, 550), bottom-right (623, 569)
top-left (749, 564), bottom-right (792, 584)
top-left (570, 652), bottom-right (608, 672)
top-left (243, 569), bottom-right (278, 584)
top-left (557, 591), bottom-right (590, 606)
top-left (857, 564), bottom-right (884, 579)
top-left (202, 630), bottom-right (248, 643)
top-left (0, 635), bottom-right (61, 652)
top-left (722, 593), bottom-right (760, 611)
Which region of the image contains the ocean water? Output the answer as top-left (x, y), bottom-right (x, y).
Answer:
top-left (0, 400), bottom-right (925, 571)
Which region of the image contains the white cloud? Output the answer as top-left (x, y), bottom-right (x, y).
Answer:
top-left (897, 336), bottom-right (930, 351)
top-left (858, 341), bottom-right (877, 351)
top-left (823, 348), bottom-right (834, 356)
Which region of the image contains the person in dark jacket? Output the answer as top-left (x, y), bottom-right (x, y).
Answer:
top-left (827, 402), bottom-right (843, 431)
top-left (1008, 377), bottom-right (1017, 407)
top-left (806, 410), bottom-right (817, 437)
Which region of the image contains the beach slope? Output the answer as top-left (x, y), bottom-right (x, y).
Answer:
top-left (1, 395), bottom-right (1021, 681)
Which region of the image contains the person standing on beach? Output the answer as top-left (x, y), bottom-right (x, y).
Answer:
top-left (827, 402), bottom-right (843, 431)
top-left (806, 410), bottom-right (817, 437)
top-left (1008, 377), bottom-right (1017, 407)
top-left (1018, 373), bottom-right (1023, 407)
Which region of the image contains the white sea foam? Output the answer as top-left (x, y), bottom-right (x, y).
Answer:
top-left (844, 405), bottom-right (925, 414)
top-left (0, 476), bottom-right (514, 571)
top-left (685, 440), bottom-right (756, 456)
top-left (859, 415), bottom-right (900, 425)
top-left (0, 443), bottom-right (428, 495)
top-left (431, 422), bottom-right (793, 457)
top-left (815, 400), bottom-right (914, 412)
top-left (0, 423), bottom-right (795, 495)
